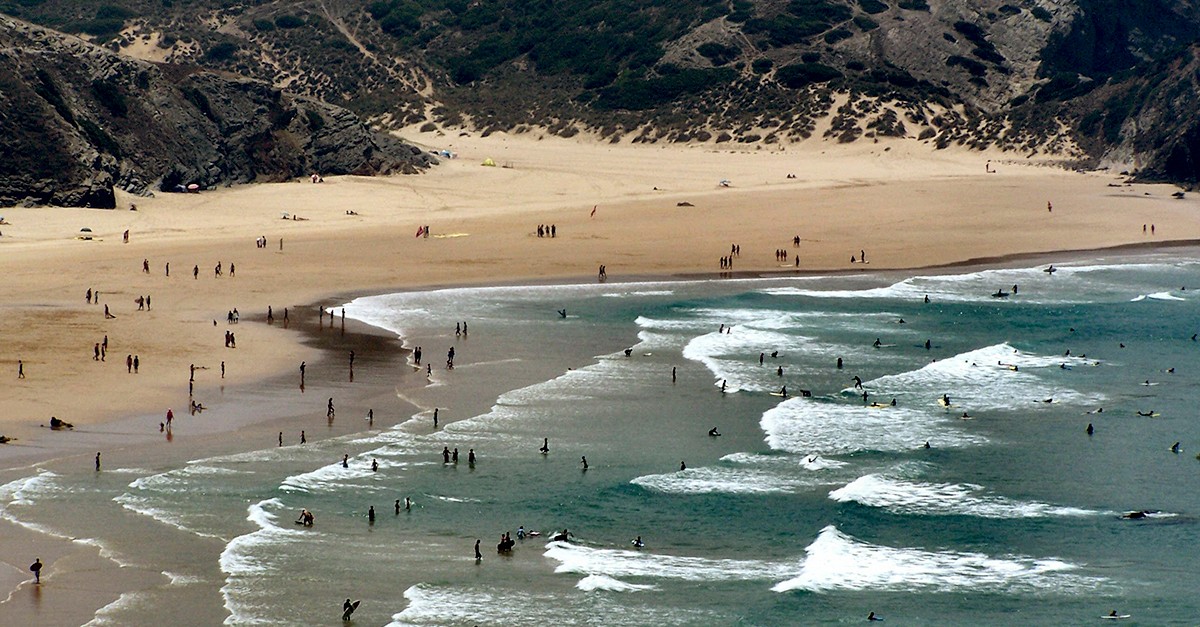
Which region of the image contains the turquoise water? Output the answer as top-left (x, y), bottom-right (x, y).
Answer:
top-left (4, 256), bottom-right (1200, 625)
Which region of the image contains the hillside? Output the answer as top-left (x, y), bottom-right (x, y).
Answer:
top-left (4, 0), bottom-right (1200, 186)
top-left (0, 14), bottom-right (433, 208)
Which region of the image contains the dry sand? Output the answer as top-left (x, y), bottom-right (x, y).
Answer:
top-left (2, 129), bottom-right (1199, 621)
top-left (1, 130), bottom-right (1198, 457)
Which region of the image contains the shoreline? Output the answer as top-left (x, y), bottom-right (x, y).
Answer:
top-left (0, 243), bottom-right (1197, 624)
top-left (4, 237), bottom-right (1200, 472)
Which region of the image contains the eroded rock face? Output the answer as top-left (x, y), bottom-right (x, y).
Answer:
top-left (0, 15), bottom-right (434, 208)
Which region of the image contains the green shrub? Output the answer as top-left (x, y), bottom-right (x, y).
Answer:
top-left (858, 0), bottom-right (888, 15)
top-left (751, 58), bottom-right (774, 74)
top-left (824, 28), bottom-right (852, 43)
top-left (274, 15), bottom-right (305, 29)
top-left (205, 41), bottom-right (239, 61)
top-left (697, 42), bottom-right (739, 66)
top-left (775, 62), bottom-right (842, 88)
top-left (91, 79), bottom-right (127, 117)
top-left (252, 18), bottom-right (275, 31)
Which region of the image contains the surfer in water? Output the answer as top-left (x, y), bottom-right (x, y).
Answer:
top-left (852, 375), bottom-right (863, 389)
top-left (1137, 410), bottom-right (1155, 417)
top-left (632, 536), bottom-right (644, 548)
top-left (539, 438), bottom-right (549, 454)
top-left (708, 427), bottom-right (721, 436)
top-left (342, 598), bottom-right (359, 621)
top-left (942, 394), bottom-right (951, 406)
top-left (557, 309), bottom-right (567, 318)
top-left (1171, 442), bottom-right (1181, 453)
top-left (1087, 423), bottom-right (1094, 436)
top-left (868, 611), bottom-right (883, 621)
top-left (580, 456), bottom-right (588, 470)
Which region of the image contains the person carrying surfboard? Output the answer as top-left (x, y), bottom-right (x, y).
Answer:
top-left (342, 598), bottom-right (359, 620)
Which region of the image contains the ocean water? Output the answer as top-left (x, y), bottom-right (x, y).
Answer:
top-left (4, 256), bottom-right (1200, 625)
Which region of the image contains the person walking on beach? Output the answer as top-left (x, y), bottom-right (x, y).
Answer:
top-left (368, 506), bottom-right (375, 524)
top-left (165, 262), bottom-right (169, 277)
top-left (18, 360), bottom-right (24, 379)
top-left (474, 539), bottom-right (482, 561)
top-left (94, 343), bottom-right (101, 361)
top-left (30, 558), bottom-right (42, 584)
top-left (468, 449), bottom-right (476, 466)
top-left (300, 430), bottom-right (306, 444)
top-left (193, 265), bottom-right (199, 280)
top-left (279, 432), bottom-right (283, 447)
top-left (581, 456), bottom-right (589, 470)
top-left (299, 361), bottom-right (306, 384)
top-left (221, 361), bottom-right (225, 379)
top-left (327, 398), bottom-right (335, 420)
top-left (86, 288), bottom-right (92, 304)
top-left (433, 407), bottom-right (438, 428)
top-left (95, 452), bottom-right (101, 471)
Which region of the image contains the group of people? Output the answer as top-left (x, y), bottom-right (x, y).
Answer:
top-left (536, 224), bottom-right (557, 238)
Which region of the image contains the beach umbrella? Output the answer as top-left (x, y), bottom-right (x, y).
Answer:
top-left (80, 227), bottom-right (92, 232)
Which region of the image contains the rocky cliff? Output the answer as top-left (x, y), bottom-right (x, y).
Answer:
top-left (0, 15), bottom-right (434, 208)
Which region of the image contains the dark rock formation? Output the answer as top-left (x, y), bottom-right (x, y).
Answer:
top-left (0, 14), bottom-right (434, 208)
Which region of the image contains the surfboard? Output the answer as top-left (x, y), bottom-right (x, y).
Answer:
top-left (937, 398), bottom-right (950, 407)
top-left (1100, 614), bottom-right (1130, 620)
top-left (769, 392), bottom-right (787, 397)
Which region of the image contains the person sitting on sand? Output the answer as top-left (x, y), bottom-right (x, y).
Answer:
top-left (48, 416), bottom-right (73, 430)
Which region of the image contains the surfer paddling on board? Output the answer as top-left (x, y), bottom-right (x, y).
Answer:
top-left (708, 427), bottom-right (721, 436)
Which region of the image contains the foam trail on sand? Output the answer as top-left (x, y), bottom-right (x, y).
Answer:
top-left (772, 526), bottom-right (1107, 594)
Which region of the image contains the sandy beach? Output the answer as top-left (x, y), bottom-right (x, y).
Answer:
top-left (2, 130), bottom-right (1200, 621)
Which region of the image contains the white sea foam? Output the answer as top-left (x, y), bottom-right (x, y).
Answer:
top-left (544, 541), bottom-right (789, 582)
top-left (0, 471), bottom-right (74, 539)
top-left (829, 473), bottom-right (1102, 518)
top-left (719, 451), bottom-right (848, 470)
top-left (84, 591), bottom-right (150, 626)
top-left (1146, 291), bottom-right (1186, 301)
top-left (682, 324), bottom-right (817, 393)
top-left (862, 343), bottom-right (1101, 410)
top-left (761, 397), bottom-right (985, 455)
top-left (772, 525), bottom-right (1106, 594)
top-left (390, 583), bottom-right (712, 626)
top-left (126, 464), bottom-right (247, 493)
top-left (631, 466), bottom-right (816, 494)
top-left (221, 499), bottom-right (309, 624)
top-left (113, 492), bottom-right (226, 540)
top-left (576, 574), bottom-right (657, 592)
